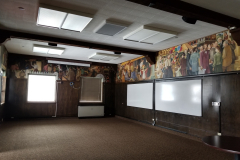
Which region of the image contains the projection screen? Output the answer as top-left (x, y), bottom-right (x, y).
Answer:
top-left (127, 83), bottom-right (153, 109)
top-left (155, 79), bottom-right (202, 116)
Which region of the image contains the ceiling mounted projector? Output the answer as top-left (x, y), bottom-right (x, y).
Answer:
top-left (37, 4), bottom-right (93, 32)
top-left (123, 26), bottom-right (177, 45)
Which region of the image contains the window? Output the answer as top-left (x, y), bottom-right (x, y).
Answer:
top-left (80, 77), bottom-right (103, 103)
top-left (27, 74), bottom-right (56, 102)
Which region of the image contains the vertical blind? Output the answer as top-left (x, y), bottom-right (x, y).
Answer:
top-left (80, 77), bottom-right (103, 102)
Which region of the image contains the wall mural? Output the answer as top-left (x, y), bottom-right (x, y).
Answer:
top-left (116, 56), bottom-right (155, 83)
top-left (116, 30), bottom-right (240, 82)
top-left (8, 57), bottom-right (116, 83)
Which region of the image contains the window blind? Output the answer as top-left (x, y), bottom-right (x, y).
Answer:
top-left (80, 77), bottom-right (103, 103)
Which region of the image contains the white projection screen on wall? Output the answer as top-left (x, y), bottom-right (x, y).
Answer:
top-left (127, 83), bottom-right (153, 109)
top-left (155, 79), bottom-right (202, 116)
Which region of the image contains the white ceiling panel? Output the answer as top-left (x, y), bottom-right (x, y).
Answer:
top-left (4, 38), bottom-right (142, 64)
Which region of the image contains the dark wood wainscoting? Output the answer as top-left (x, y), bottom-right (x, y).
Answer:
top-left (5, 78), bottom-right (115, 118)
top-left (115, 74), bottom-right (240, 137)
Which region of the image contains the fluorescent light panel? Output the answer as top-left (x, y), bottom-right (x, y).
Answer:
top-left (48, 60), bottom-right (90, 67)
top-left (61, 14), bottom-right (92, 32)
top-left (33, 45), bottom-right (65, 55)
top-left (37, 5), bottom-right (93, 32)
top-left (123, 26), bottom-right (177, 45)
top-left (37, 7), bottom-right (67, 28)
top-left (89, 53), bottom-right (120, 61)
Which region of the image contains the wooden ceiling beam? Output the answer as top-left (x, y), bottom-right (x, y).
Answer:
top-left (0, 29), bottom-right (157, 64)
top-left (127, 0), bottom-right (240, 28)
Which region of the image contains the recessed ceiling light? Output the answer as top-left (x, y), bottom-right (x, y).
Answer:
top-left (123, 26), bottom-right (177, 45)
top-left (33, 46), bottom-right (49, 54)
top-left (37, 7), bottom-right (67, 28)
top-left (61, 14), bottom-right (92, 32)
top-left (48, 48), bottom-right (64, 55)
top-left (18, 7), bottom-right (25, 10)
top-left (89, 53), bottom-right (120, 61)
top-left (37, 5), bottom-right (93, 32)
top-left (33, 44), bottom-right (65, 55)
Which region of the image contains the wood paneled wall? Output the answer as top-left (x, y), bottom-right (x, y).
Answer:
top-left (5, 78), bottom-right (115, 118)
top-left (115, 74), bottom-right (240, 137)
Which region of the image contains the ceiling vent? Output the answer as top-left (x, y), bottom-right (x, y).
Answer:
top-left (123, 26), bottom-right (177, 45)
top-left (89, 53), bottom-right (120, 61)
top-left (96, 20), bottom-right (128, 36)
top-left (37, 5), bottom-right (93, 32)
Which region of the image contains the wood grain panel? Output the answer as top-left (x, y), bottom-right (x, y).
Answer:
top-left (5, 78), bottom-right (115, 118)
top-left (57, 81), bottom-right (80, 117)
top-left (221, 74), bottom-right (240, 136)
top-left (115, 83), bottom-right (153, 124)
top-left (5, 78), bottom-right (56, 118)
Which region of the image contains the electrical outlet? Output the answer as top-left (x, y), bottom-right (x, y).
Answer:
top-left (217, 132), bottom-right (221, 136)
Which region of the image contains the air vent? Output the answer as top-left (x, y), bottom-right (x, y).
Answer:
top-left (89, 53), bottom-right (120, 61)
top-left (96, 20), bottom-right (128, 36)
top-left (123, 26), bottom-right (177, 45)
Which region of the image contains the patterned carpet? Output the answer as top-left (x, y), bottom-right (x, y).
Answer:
top-left (0, 117), bottom-right (233, 160)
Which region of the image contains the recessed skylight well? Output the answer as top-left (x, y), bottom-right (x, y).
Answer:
top-left (37, 4), bottom-right (93, 32)
top-left (33, 44), bottom-right (65, 55)
top-left (123, 26), bottom-right (177, 45)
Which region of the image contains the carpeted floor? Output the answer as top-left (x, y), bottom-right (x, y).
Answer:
top-left (0, 117), bottom-right (233, 160)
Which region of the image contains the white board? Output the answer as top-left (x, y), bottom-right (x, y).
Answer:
top-left (127, 83), bottom-right (153, 109)
top-left (155, 80), bottom-right (202, 116)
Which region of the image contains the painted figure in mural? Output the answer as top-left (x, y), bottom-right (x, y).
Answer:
top-left (180, 53), bottom-right (187, 76)
top-left (189, 47), bottom-right (200, 75)
top-left (164, 54), bottom-right (173, 78)
top-left (186, 49), bottom-right (192, 75)
top-left (31, 61), bottom-right (38, 72)
top-left (217, 37), bottom-right (224, 53)
top-left (222, 40), bottom-right (233, 72)
top-left (171, 53), bottom-right (176, 77)
top-left (200, 44), bottom-right (210, 74)
top-left (139, 59), bottom-right (144, 77)
top-left (141, 65), bottom-right (148, 80)
top-left (213, 46), bottom-right (223, 73)
top-left (19, 70), bottom-right (26, 78)
top-left (125, 69), bottom-right (130, 81)
top-left (209, 41), bottom-right (218, 73)
top-left (11, 63), bottom-right (19, 72)
top-left (66, 66), bottom-right (75, 81)
top-left (43, 64), bottom-right (48, 72)
top-left (175, 65), bottom-right (182, 77)
top-left (156, 56), bottom-right (164, 79)
top-left (130, 62), bottom-right (137, 81)
top-left (76, 67), bottom-right (81, 81)
top-left (122, 67), bottom-right (125, 82)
